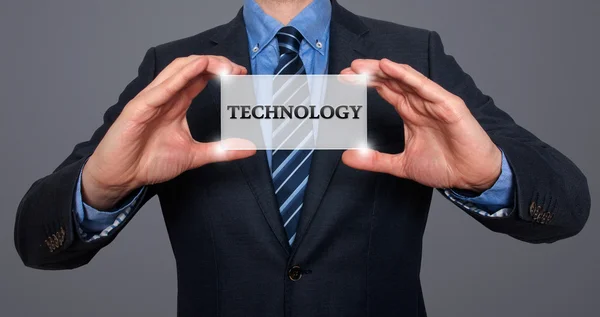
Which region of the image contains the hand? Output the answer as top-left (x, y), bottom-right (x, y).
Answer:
top-left (82, 55), bottom-right (255, 209)
top-left (340, 58), bottom-right (502, 193)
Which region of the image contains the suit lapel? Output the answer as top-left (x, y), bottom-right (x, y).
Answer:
top-left (207, 10), bottom-right (291, 254)
top-left (292, 1), bottom-right (371, 251)
top-left (205, 9), bottom-right (252, 72)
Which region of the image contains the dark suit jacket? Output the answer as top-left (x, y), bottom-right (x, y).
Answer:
top-left (14, 1), bottom-right (591, 316)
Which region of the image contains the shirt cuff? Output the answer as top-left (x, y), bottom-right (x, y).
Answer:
top-left (73, 165), bottom-right (144, 235)
top-left (445, 149), bottom-right (515, 216)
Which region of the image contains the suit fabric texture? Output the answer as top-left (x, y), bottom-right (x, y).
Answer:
top-left (14, 2), bottom-right (591, 316)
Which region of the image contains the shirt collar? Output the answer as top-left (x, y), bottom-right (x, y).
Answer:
top-left (243, 0), bottom-right (331, 58)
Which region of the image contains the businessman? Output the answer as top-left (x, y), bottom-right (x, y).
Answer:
top-left (14, 0), bottom-right (590, 316)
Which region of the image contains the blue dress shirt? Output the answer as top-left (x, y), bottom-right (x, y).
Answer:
top-left (73, 0), bottom-right (515, 239)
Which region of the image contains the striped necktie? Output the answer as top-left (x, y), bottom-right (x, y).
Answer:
top-left (271, 26), bottom-right (314, 245)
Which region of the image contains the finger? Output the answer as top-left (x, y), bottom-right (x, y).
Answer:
top-left (379, 59), bottom-right (448, 103)
top-left (202, 56), bottom-right (235, 77)
top-left (144, 56), bottom-right (203, 92)
top-left (157, 67), bottom-right (222, 117)
top-left (347, 59), bottom-right (442, 98)
top-left (342, 148), bottom-right (406, 177)
top-left (226, 61), bottom-right (247, 75)
top-left (229, 64), bottom-right (244, 76)
top-left (210, 55), bottom-right (247, 75)
top-left (344, 61), bottom-right (412, 109)
top-left (350, 59), bottom-right (390, 79)
top-left (337, 72), bottom-right (371, 86)
top-left (181, 56), bottom-right (249, 102)
top-left (373, 84), bottom-right (409, 113)
top-left (181, 75), bottom-right (212, 102)
top-left (143, 57), bottom-right (209, 107)
top-left (341, 65), bottom-right (389, 89)
top-left (348, 60), bottom-right (412, 91)
top-left (144, 57), bottom-right (234, 107)
top-left (190, 138), bottom-right (257, 168)
top-left (340, 67), bottom-right (352, 74)
top-left (146, 55), bottom-right (244, 93)
top-left (230, 63), bottom-right (247, 75)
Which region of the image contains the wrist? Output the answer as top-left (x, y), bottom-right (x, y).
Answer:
top-left (459, 146), bottom-right (503, 194)
top-left (81, 159), bottom-right (138, 210)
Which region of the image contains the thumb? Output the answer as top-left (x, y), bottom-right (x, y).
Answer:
top-left (342, 148), bottom-right (405, 177)
top-left (190, 138), bottom-right (256, 168)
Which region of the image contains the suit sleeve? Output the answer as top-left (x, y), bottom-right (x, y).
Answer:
top-left (427, 31), bottom-right (591, 243)
top-left (14, 47), bottom-right (158, 269)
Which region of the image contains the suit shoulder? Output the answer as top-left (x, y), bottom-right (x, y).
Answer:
top-left (358, 15), bottom-right (431, 45)
top-left (151, 23), bottom-right (227, 62)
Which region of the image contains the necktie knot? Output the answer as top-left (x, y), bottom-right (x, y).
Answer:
top-left (276, 26), bottom-right (303, 54)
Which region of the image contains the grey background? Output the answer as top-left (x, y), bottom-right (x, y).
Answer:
top-left (0, 0), bottom-right (598, 316)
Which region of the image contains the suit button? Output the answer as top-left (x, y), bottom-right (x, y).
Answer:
top-left (529, 202), bottom-right (538, 214)
top-left (288, 265), bottom-right (303, 281)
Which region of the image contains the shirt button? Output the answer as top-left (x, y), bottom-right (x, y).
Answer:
top-left (316, 40), bottom-right (323, 49)
top-left (288, 265), bottom-right (303, 281)
top-left (252, 44), bottom-right (259, 53)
